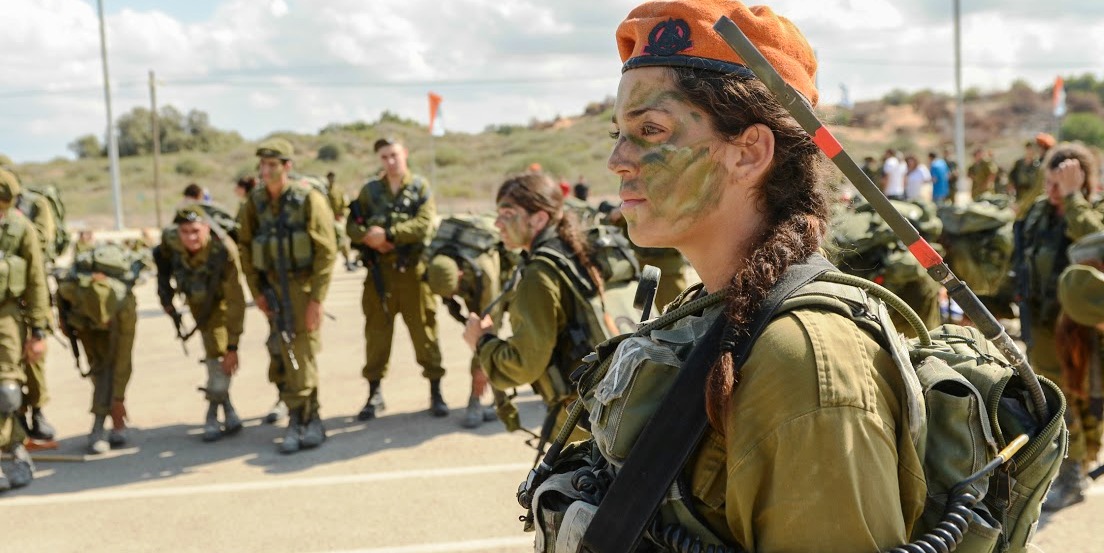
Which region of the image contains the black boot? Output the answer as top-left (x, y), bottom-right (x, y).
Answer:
top-left (1042, 460), bottom-right (1086, 512)
top-left (301, 412), bottom-right (326, 449)
top-left (27, 408), bottom-right (55, 441)
top-left (429, 379), bottom-right (449, 418)
top-left (7, 444), bottom-right (34, 489)
top-left (357, 380), bottom-right (385, 421)
top-left (279, 411), bottom-right (303, 454)
top-left (222, 399), bottom-right (243, 436)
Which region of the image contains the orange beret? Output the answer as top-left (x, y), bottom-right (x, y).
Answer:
top-left (1035, 132), bottom-right (1056, 149)
top-left (617, 0), bottom-right (818, 106)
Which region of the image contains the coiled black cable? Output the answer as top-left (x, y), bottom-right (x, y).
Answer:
top-left (647, 519), bottom-right (741, 553)
top-left (886, 488), bottom-right (975, 553)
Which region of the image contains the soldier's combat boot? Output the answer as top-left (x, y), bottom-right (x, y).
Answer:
top-left (27, 407), bottom-right (56, 441)
top-left (222, 400), bottom-right (243, 436)
top-left (357, 380), bottom-right (385, 421)
top-left (483, 404), bottom-right (497, 422)
top-left (301, 413), bottom-right (326, 449)
top-left (429, 379), bottom-right (449, 418)
top-left (87, 415), bottom-right (110, 455)
top-left (8, 443), bottom-right (34, 489)
top-left (109, 400), bottom-right (128, 447)
top-left (279, 411), bottom-right (302, 454)
top-left (202, 402), bottom-right (221, 442)
top-left (264, 399), bottom-right (288, 424)
top-left (1042, 460), bottom-right (1086, 512)
top-left (0, 463), bottom-right (10, 492)
top-left (461, 395), bottom-right (483, 428)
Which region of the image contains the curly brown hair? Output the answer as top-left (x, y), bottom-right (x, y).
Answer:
top-left (495, 173), bottom-right (603, 292)
top-left (668, 66), bottom-right (832, 432)
top-left (1043, 142), bottom-right (1100, 199)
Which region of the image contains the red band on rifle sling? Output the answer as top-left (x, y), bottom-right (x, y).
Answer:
top-left (812, 127), bottom-right (843, 159)
top-left (908, 240), bottom-right (943, 269)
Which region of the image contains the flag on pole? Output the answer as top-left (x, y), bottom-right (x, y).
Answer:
top-left (428, 92), bottom-right (445, 137)
top-left (1053, 76), bottom-right (1066, 118)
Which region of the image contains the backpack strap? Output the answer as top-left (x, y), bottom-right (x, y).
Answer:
top-left (580, 253), bottom-right (836, 553)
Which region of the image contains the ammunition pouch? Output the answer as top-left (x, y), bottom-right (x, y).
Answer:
top-left (0, 254), bottom-right (27, 303)
top-left (529, 441), bottom-right (611, 553)
top-left (252, 231), bottom-right (313, 273)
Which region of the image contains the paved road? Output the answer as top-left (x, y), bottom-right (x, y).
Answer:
top-left (1, 263), bottom-right (1100, 552)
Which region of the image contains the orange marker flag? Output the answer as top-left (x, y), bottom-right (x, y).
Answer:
top-left (428, 92), bottom-right (444, 136)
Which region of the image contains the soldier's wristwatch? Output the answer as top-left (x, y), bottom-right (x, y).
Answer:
top-left (31, 328), bottom-right (46, 340)
top-left (226, 344), bottom-right (238, 352)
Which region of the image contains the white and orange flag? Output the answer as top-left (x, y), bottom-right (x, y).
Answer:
top-left (1053, 76), bottom-right (1067, 118)
top-left (428, 92), bottom-right (445, 137)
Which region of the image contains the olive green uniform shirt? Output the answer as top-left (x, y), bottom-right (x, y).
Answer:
top-left (663, 292), bottom-right (926, 551)
top-left (968, 159), bottom-right (998, 200)
top-left (178, 238), bottom-right (246, 351)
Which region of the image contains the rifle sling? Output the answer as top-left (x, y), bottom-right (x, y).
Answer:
top-left (579, 254), bottom-right (835, 553)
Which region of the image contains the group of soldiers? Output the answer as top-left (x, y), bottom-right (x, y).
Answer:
top-left (835, 138), bottom-right (1104, 512)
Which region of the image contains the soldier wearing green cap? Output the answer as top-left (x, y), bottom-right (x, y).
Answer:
top-left (238, 138), bottom-right (337, 454)
top-left (0, 168), bottom-right (49, 491)
top-left (348, 137), bottom-right (447, 420)
top-left (154, 206), bottom-right (247, 442)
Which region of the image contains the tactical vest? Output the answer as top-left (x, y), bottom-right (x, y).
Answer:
top-left (0, 210), bottom-right (29, 304)
top-left (249, 183), bottom-right (315, 274)
top-left (430, 214), bottom-right (501, 305)
top-left (529, 232), bottom-right (641, 401)
top-left (160, 227), bottom-right (230, 323)
top-left (361, 176), bottom-right (428, 265)
top-left (1021, 200), bottom-right (1071, 328)
top-left (532, 272), bottom-right (1066, 553)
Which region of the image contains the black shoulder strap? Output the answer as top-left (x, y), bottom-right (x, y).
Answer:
top-left (580, 253), bottom-right (836, 553)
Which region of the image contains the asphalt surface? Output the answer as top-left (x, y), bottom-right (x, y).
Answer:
top-left (0, 261), bottom-right (1100, 552)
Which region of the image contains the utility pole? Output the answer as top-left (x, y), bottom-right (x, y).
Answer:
top-left (149, 70), bottom-right (163, 228)
top-left (97, 0), bottom-right (124, 229)
top-left (953, 0), bottom-right (967, 204)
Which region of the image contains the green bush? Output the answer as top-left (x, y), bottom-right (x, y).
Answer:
top-left (1061, 113), bottom-right (1104, 148)
top-left (317, 142), bottom-right (342, 161)
top-left (174, 157), bottom-right (211, 177)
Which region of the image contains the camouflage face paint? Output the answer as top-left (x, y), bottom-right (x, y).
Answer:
top-left (496, 202), bottom-right (534, 250)
top-left (612, 71), bottom-right (729, 236)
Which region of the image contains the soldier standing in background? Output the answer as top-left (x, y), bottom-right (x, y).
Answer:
top-left (238, 138), bottom-right (337, 454)
top-left (348, 137), bottom-right (447, 420)
top-left (14, 181), bottom-right (58, 441)
top-left (0, 168), bottom-right (48, 490)
top-left (154, 206), bottom-right (247, 442)
top-left (326, 171), bottom-right (356, 272)
top-left (967, 147), bottom-right (998, 200)
top-left (1008, 141), bottom-right (1040, 202)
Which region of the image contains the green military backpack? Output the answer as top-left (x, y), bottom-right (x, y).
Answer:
top-left (17, 184), bottom-right (71, 260)
top-left (429, 214), bottom-right (500, 264)
top-left (938, 202), bottom-right (1015, 308)
top-left (56, 243), bottom-right (148, 331)
top-left (195, 202), bottom-right (241, 243)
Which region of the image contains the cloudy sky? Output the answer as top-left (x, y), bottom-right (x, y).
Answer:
top-left (2, 0), bottom-right (1102, 162)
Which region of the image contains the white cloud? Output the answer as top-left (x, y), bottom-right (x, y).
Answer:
top-left (1, 0), bottom-right (1103, 162)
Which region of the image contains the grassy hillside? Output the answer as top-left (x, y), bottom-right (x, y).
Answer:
top-left (11, 82), bottom-right (1104, 230)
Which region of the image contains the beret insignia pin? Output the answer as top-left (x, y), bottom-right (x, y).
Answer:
top-left (644, 18), bottom-right (692, 57)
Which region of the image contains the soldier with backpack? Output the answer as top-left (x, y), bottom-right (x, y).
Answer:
top-left (518, 3), bottom-right (1065, 552)
top-left (1017, 142), bottom-right (1104, 511)
top-left (347, 137), bottom-right (447, 420)
top-left (154, 206), bottom-right (247, 442)
top-left (462, 173), bottom-right (617, 447)
top-left (14, 181), bottom-right (64, 441)
top-left (0, 168), bottom-right (49, 491)
top-left (56, 242), bottom-right (146, 454)
top-left (425, 214), bottom-right (511, 429)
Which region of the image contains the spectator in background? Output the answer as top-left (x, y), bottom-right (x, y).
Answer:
top-left (904, 154), bottom-right (932, 201)
top-left (573, 176), bottom-right (590, 202)
top-left (929, 151), bottom-right (950, 204)
top-left (183, 183), bottom-right (203, 201)
top-left (942, 145), bottom-right (959, 198)
top-left (881, 149), bottom-right (906, 199)
top-left (861, 156), bottom-right (881, 186)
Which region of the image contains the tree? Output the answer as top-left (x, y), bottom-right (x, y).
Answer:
top-left (68, 134), bottom-right (104, 159)
top-left (1061, 113), bottom-right (1104, 148)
